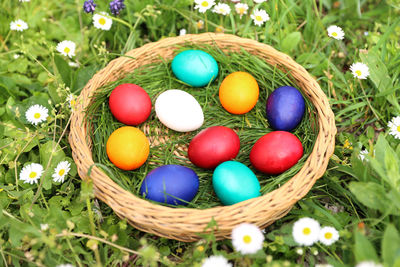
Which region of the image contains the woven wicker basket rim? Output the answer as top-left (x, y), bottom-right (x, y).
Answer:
top-left (69, 33), bottom-right (337, 242)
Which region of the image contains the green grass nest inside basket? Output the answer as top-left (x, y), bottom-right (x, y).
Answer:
top-left (85, 44), bottom-right (319, 209)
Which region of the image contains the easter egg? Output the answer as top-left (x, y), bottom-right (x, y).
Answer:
top-left (140, 165), bottom-right (199, 206)
top-left (106, 126), bottom-right (149, 170)
top-left (188, 126), bottom-right (240, 169)
top-left (266, 86), bottom-right (305, 131)
top-left (171, 50), bottom-right (219, 87)
top-left (213, 161), bottom-right (261, 205)
top-left (109, 83), bottom-right (152, 126)
top-left (250, 131), bottom-right (303, 175)
top-left (155, 89), bottom-right (204, 132)
top-left (219, 72), bottom-right (259, 114)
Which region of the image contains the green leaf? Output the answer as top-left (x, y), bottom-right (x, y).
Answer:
top-left (348, 182), bottom-right (390, 212)
top-left (281, 32), bottom-right (302, 53)
top-left (39, 141), bottom-right (66, 190)
top-left (354, 231), bottom-right (378, 262)
top-left (382, 224), bottom-right (400, 266)
top-left (54, 55), bottom-right (71, 87)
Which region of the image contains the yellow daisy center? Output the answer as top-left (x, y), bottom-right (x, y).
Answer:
top-left (197, 245), bottom-right (204, 252)
top-left (238, 7), bottom-right (245, 14)
top-left (302, 227), bottom-right (311, 235)
top-left (70, 99), bottom-right (76, 106)
top-left (197, 21), bottom-right (203, 28)
top-left (396, 125), bottom-right (400, 132)
top-left (64, 47), bottom-right (70, 53)
top-left (29, 172), bottom-right (37, 179)
top-left (58, 169), bottom-right (65, 176)
top-left (34, 113), bottom-right (41, 119)
top-left (243, 235), bottom-right (252, 244)
top-left (324, 232), bottom-right (333, 239)
top-left (355, 70), bottom-right (362, 76)
top-left (99, 18), bottom-right (106, 25)
top-left (201, 1), bottom-right (208, 7)
top-left (256, 15), bottom-right (262, 21)
top-left (17, 24), bottom-right (21, 27)
top-left (332, 32), bottom-right (338, 37)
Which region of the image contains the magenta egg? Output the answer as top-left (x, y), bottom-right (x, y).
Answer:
top-left (188, 126), bottom-right (240, 169)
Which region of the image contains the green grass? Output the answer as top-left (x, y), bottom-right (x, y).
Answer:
top-left (0, 0), bottom-right (400, 266)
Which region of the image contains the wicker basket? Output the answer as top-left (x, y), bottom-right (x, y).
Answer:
top-left (69, 33), bottom-right (336, 242)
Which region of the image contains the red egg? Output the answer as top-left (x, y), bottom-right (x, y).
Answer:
top-left (188, 126), bottom-right (240, 169)
top-left (109, 83), bottom-right (152, 125)
top-left (250, 131), bottom-right (303, 174)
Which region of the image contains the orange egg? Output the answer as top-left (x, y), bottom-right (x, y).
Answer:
top-left (219, 71), bottom-right (259, 114)
top-left (106, 126), bottom-right (149, 170)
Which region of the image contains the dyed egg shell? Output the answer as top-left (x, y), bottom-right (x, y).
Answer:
top-left (219, 72), bottom-right (259, 115)
top-left (139, 165), bottom-right (199, 206)
top-left (188, 126), bottom-right (240, 169)
top-left (213, 161), bottom-right (261, 205)
top-left (250, 131), bottom-right (303, 175)
top-left (155, 89), bottom-right (204, 132)
top-left (109, 83), bottom-right (152, 125)
top-left (171, 50), bottom-right (219, 87)
top-left (106, 126), bottom-right (150, 170)
top-left (266, 86), bottom-right (305, 131)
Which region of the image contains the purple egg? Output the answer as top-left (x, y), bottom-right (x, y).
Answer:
top-left (266, 86), bottom-right (305, 131)
top-left (139, 165), bottom-right (199, 206)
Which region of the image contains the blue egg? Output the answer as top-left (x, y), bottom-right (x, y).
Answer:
top-left (140, 165), bottom-right (199, 206)
top-left (213, 161), bottom-right (261, 205)
top-left (266, 86), bottom-right (305, 131)
top-left (171, 50), bottom-right (219, 87)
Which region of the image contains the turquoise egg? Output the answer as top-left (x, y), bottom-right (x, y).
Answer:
top-left (212, 161), bottom-right (261, 205)
top-left (171, 50), bottom-right (219, 87)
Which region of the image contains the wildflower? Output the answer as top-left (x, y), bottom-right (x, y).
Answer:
top-left (93, 12), bottom-right (112, 31)
top-left (355, 262), bottom-right (383, 267)
top-left (67, 94), bottom-right (77, 110)
top-left (254, 0), bottom-right (267, 3)
top-left (56, 264), bottom-right (74, 267)
top-left (235, 3), bottom-right (248, 18)
top-left (201, 255), bottom-right (232, 267)
top-left (250, 9), bottom-right (269, 26)
top-left (109, 0), bottom-right (125, 16)
top-left (19, 0), bottom-right (30, 2)
top-left (19, 163), bottom-right (44, 184)
top-left (40, 224), bottom-right (49, 231)
top-left (350, 62), bottom-right (369, 79)
top-left (343, 139), bottom-right (353, 150)
top-left (197, 20), bottom-right (204, 29)
top-left (358, 149), bottom-right (369, 161)
top-left (179, 29), bottom-right (187, 36)
top-left (388, 116), bottom-right (400, 139)
top-left (13, 54), bottom-right (21, 59)
top-left (232, 223), bottom-right (264, 255)
top-left (327, 25), bottom-right (345, 40)
top-left (212, 3), bottom-right (231, 15)
top-left (319, 226), bottom-right (339, 245)
top-left (25, 104), bottom-right (49, 125)
top-left (52, 161), bottom-right (71, 183)
top-left (194, 0), bottom-right (215, 13)
top-left (292, 217), bottom-right (320, 246)
top-left (364, 32), bottom-right (369, 36)
top-left (10, 19), bottom-right (28, 31)
top-left (83, 0), bottom-right (96, 14)
top-left (295, 248), bottom-right (303, 255)
top-left (215, 25), bottom-right (224, 33)
top-left (56, 40), bottom-right (76, 58)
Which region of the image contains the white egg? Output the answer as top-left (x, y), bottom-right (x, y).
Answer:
top-left (155, 89), bottom-right (204, 132)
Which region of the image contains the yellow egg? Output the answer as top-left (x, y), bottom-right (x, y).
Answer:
top-left (219, 71), bottom-right (259, 114)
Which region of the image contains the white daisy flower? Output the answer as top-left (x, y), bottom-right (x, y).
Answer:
top-left (254, 0), bottom-right (267, 3)
top-left (388, 116), bottom-right (400, 139)
top-left (19, 0), bottom-right (30, 2)
top-left (316, 264), bottom-right (333, 267)
top-left (292, 217), bottom-right (321, 246)
top-left (197, 20), bottom-right (204, 29)
top-left (212, 3), bottom-right (231, 15)
top-left (179, 29), bottom-right (187, 36)
top-left (350, 62), bottom-right (369, 79)
top-left (25, 104), bottom-right (49, 125)
top-left (67, 94), bottom-right (77, 110)
top-left (319, 226), bottom-right (339, 246)
top-left (93, 12), bottom-right (112, 31)
top-left (13, 54), bottom-right (21, 59)
top-left (194, 0), bottom-right (215, 13)
top-left (235, 3), bottom-right (248, 18)
top-left (358, 149), bottom-right (369, 161)
top-left (10, 19), bottom-right (28, 32)
top-left (19, 163), bottom-right (44, 184)
top-left (56, 40), bottom-right (76, 58)
top-left (250, 9), bottom-right (270, 26)
top-left (40, 224), bottom-right (49, 231)
top-left (327, 25), bottom-right (345, 40)
top-left (52, 161), bottom-right (71, 183)
top-left (201, 255), bottom-right (232, 267)
top-left (232, 223), bottom-right (264, 255)
top-left (355, 262), bottom-right (383, 267)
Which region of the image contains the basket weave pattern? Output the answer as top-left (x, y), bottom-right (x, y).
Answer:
top-left (69, 33), bottom-right (336, 242)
